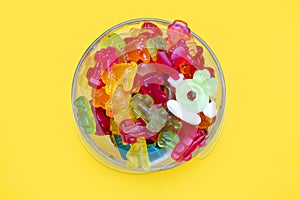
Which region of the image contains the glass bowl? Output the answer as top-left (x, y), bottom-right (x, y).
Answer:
top-left (71, 18), bottom-right (226, 173)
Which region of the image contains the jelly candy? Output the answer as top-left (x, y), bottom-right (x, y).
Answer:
top-left (111, 85), bottom-right (132, 125)
top-left (171, 125), bottom-right (206, 162)
top-left (168, 39), bottom-right (194, 68)
top-left (86, 63), bottom-right (106, 89)
top-left (193, 69), bottom-right (218, 96)
top-left (111, 134), bottom-right (130, 160)
top-left (130, 94), bottom-right (168, 133)
top-left (90, 103), bottom-right (111, 135)
top-left (193, 46), bottom-right (205, 69)
top-left (158, 131), bottom-right (180, 149)
top-left (102, 33), bottom-right (126, 54)
top-left (198, 112), bottom-right (216, 130)
top-left (167, 99), bottom-right (201, 125)
top-left (148, 146), bottom-right (165, 162)
top-left (140, 83), bottom-right (168, 106)
top-left (141, 22), bottom-right (163, 36)
top-left (179, 64), bottom-right (197, 79)
top-left (162, 114), bottom-right (182, 133)
top-left (167, 20), bottom-right (191, 45)
top-left (156, 50), bottom-right (173, 67)
top-left (94, 47), bottom-right (119, 72)
top-left (137, 63), bottom-right (180, 81)
top-left (126, 137), bottom-right (151, 171)
top-left (91, 87), bottom-right (109, 109)
top-left (123, 36), bottom-right (151, 63)
top-left (102, 62), bottom-right (138, 94)
top-left (110, 119), bottom-right (120, 134)
top-left (146, 36), bottom-right (166, 61)
top-left (119, 119), bottom-right (156, 142)
top-left (74, 96), bottom-right (96, 134)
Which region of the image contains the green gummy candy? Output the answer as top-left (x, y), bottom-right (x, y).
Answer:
top-left (157, 131), bottom-right (180, 149)
top-left (74, 96), bottom-right (96, 134)
top-left (103, 33), bottom-right (126, 51)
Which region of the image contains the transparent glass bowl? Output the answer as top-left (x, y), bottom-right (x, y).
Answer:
top-left (71, 18), bottom-right (226, 173)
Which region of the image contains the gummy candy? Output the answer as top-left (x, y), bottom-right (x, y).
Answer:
top-left (146, 36), bottom-right (166, 61)
top-left (91, 87), bottom-right (109, 109)
top-left (158, 131), bottom-right (180, 149)
top-left (119, 119), bottom-right (156, 142)
top-left (123, 36), bottom-right (151, 63)
top-left (129, 94), bottom-right (168, 133)
top-left (102, 62), bottom-right (138, 95)
top-left (103, 33), bottom-right (126, 54)
top-left (171, 124), bottom-right (206, 162)
top-left (90, 102), bottom-right (111, 135)
top-left (141, 22), bottom-right (163, 36)
top-left (167, 20), bottom-right (191, 46)
top-left (111, 134), bottom-right (130, 160)
top-left (198, 112), bottom-right (216, 130)
top-left (126, 137), bottom-right (151, 171)
top-left (140, 83), bottom-right (168, 106)
top-left (74, 96), bottom-right (96, 134)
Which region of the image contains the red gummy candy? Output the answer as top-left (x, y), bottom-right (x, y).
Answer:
top-left (141, 83), bottom-right (168, 106)
top-left (167, 20), bottom-right (191, 45)
top-left (94, 47), bottom-right (119, 71)
top-left (86, 47), bottom-right (118, 89)
top-left (90, 101), bottom-right (111, 136)
top-left (193, 46), bottom-right (205, 70)
top-left (86, 62), bottom-right (106, 89)
top-left (141, 22), bottom-right (163, 36)
top-left (133, 72), bottom-right (165, 91)
top-left (171, 122), bottom-right (207, 162)
top-left (168, 39), bottom-right (194, 68)
top-left (119, 119), bottom-right (156, 141)
top-left (124, 37), bottom-right (137, 44)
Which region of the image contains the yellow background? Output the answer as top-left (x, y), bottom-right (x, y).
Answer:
top-left (1, 0), bottom-right (299, 199)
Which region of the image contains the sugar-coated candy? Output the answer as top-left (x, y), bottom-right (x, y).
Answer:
top-left (90, 102), bottom-right (111, 135)
top-left (130, 94), bottom-right (168, 133)
top-left (158, 131), bottom-right (180, 149)
top-left (126, 137), bottom-right (151, 171)
top-left (102, 33), bottom-right (126, 54)
top-left (171, 124), bottom-right (207, 162)
top-left (111, 134), bottom-right (130, 160)
top-left (119, 119), bottom-right (156, 140)
top-left (91, 87), bottom-right (109, 109)
top-left (74, 96), bottom-right (96, 134)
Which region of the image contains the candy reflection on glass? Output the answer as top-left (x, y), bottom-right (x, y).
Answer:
top-left (73, 20), bottom-right (220, 171)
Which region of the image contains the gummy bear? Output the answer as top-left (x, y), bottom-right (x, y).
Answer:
top-left (111, 134), bottom-right (130, 160)
top-left (171, 123), bottom-right (207, 162)
top-left (130, 94), bottom-right (169, 133)
top-left (102, 33), bottom-right (126, 54)
top-left (140, 83), bottom-right (168, 106)
top-left (168, 39), bottom-right (195, 69)
top-left (119, 119), bottom-right (156, 142)
top-left (146, 36), bottom-right (166, 61)
top-left (101, 62), bottom-right (138, 94)
top-left (91, 87), bottom-right (109, 109)
top-left (123, 35), bottom-right (151, 64)
top-left (86, 47), bottom-right (119, 89)
top-left (126, 137), bottom-right (151, 171)
top-left (167, 20), bottom-right (191, 46)
top-left (158, 131), bottom-right (180, 149)
top-left (74, 96), bottom-right (96, 134)
top-left (90, 102), bottom-right (111, 136)
top-left (111, 85), bottom-right (132, 125)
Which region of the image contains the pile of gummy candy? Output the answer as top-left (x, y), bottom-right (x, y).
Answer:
top-left (74, 20), bottom-right (218, 171)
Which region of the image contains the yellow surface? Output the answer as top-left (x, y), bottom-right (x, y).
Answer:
top-left (0, 0), bottom-right (299, 199)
